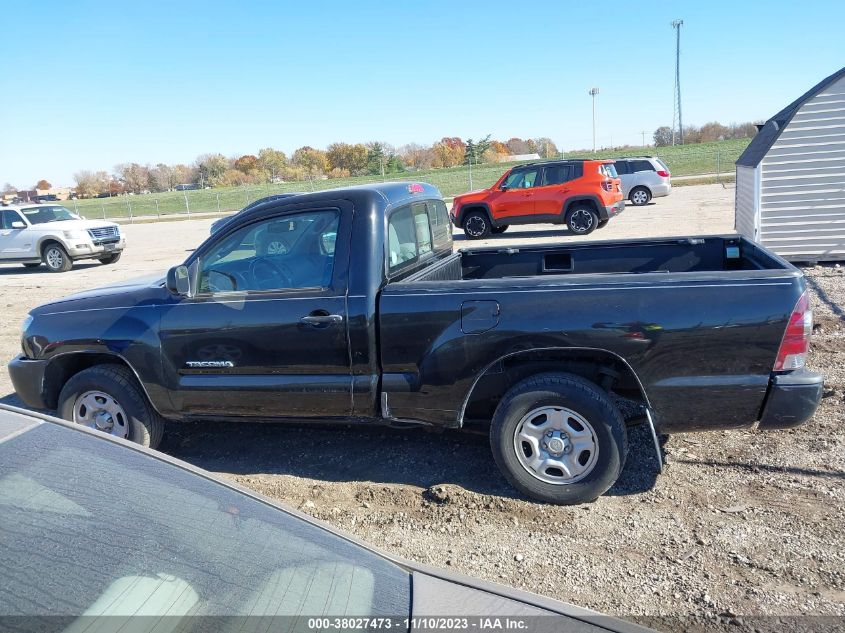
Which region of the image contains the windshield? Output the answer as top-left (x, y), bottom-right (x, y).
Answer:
top-left (20, 205), bottom-right (80, 225)
top-left (0, 422), bottom-right (411, 618)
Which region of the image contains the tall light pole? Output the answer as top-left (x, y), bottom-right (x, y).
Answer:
top-left (671, 19), bottom-right (684, 145)
top-left (589, 87), bottom-right (600, 153)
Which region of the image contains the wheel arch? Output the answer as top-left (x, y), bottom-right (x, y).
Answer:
top-left (563, 196), bottom-right (602, 216)
top-left (458, 346), bottom-right (651, 427)
top-left (37, 236), bottom-right (69, 257)
top-left (43, 351), bottom-right (163, 415)
top-left (458, 203), bottom-right (493, 227)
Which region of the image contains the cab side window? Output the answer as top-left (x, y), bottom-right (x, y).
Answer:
top-left (198, 210), bottom-right (339, 294)
top-left (503, 168), bottom-right (539, 189)
top-left (1, 210), bottom-right (24, 229)
top-left (542, 165), bottom-right (574, 186)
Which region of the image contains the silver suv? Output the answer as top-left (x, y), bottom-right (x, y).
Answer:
top-left (612, 157), bottom-right (672, 206)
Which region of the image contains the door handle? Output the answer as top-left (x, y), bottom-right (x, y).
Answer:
top-left (300, 314), bottom-right (344, 326)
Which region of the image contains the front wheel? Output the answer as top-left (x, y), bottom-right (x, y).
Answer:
top-left (629, 187), bottom-right (652, 206)
top-left (490, 372), bottom-right (627, 504)
top-left (565, 206), bottom-right (599, 235)
top-left (58, 364), bottom-right (165, 448)
top-left (462, 211), bottom-right (491, 240)
top-left (491, 225), bottom-right (509, 234)
top-left (43, 243), bottom-right (73, 272)
top-left (99, 252), bottom-right (122, 265)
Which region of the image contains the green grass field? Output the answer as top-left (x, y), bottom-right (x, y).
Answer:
top-left (65, 138), bottom-right (750, 221)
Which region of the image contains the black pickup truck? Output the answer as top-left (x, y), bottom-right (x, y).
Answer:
top-left (9, 182), bottom-right (824, 504)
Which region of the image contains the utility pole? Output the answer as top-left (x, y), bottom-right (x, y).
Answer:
top-left (589, 87), bottom-right (600, 153)
top-left (641, 130), bottom-right (648, 147)
top-left (671, 19), bottom-right (684, 145)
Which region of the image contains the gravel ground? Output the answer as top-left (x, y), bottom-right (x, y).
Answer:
top-left (1, 183), bottom-right (843, 629)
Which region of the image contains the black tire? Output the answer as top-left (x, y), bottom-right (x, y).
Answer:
top-left (490, 372), bottom-right (627, 505)
top-left (565, 205), bottom-right (599, 235)
top-left (22, 262), bottom-right (40, 268)
top-left (58, 364), bottom-right (165, 449)
top-left (462, 211), bottom-right (491, 240)
top-left (597, 219), bottom-right (609, 229)
top-left (42, 243), bottom-right (73, 272)
top-left (629, 186), bottom-right (652, 206)
top-left (491, 225), bottom-right (509, 234)
top-left (98, 252), bottom-right (122, 265)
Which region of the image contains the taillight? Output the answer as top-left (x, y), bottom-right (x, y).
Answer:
top-left (773, 292), bottom-right (813, 371)
top-left (601, 180), bottom-right (612, 192)
top-left (657, 170), bottom-right (670, 178)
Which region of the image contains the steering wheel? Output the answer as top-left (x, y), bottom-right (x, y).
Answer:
top-left (248, 256), bottom-right (295, 290)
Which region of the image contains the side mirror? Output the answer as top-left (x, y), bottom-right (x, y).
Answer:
top-left (166, 265), bottom-right (192, 297)
top-left (11, 221), bottom-right (26, 229)
top-left (499, 184), bottom-right (509, 191)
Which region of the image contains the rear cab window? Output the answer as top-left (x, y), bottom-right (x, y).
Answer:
top-left (387, 198), bottom-right (452, 276)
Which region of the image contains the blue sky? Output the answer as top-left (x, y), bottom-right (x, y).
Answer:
top-left (2, 0), bottom-right (844, 187)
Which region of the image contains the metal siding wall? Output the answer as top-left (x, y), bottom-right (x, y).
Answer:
top-left (760, 74), bottom-right (845, 260)
top-left (735, 165), bottom-right (758, 240)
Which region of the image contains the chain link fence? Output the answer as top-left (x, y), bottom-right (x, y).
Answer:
top-left (67, 142), bottom-right (747, 222)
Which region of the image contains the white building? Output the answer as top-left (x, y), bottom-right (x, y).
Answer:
top-left (735, 66), bottom-right (845, 262)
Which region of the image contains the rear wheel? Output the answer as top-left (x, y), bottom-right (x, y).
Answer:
top-left (491, 225), bottom-right (509, 234)
top-left (98, 252), bottom-right (122, 265)
top-left (463, 211), bottom-right (491, 240)
top-left (43, 243), bottom-right (72, 272)
top-left (22, 262), bottom-right (40, 268)
top-left (565, 206), bottom-right (598, 235)
top-left (58, 364), bottom-right (164, 449)
top-left (490, 372), bottom-right (627, 504)
top-left (629, 186), bottom-right (651, 206)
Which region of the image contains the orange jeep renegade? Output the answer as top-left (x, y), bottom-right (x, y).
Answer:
top-left (451, 159), bottom-right (624, 239)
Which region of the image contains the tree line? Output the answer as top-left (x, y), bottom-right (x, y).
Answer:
top-left (653, 121), bottom-right (759, 147)
top-left (4, 122), bottom-right (759, 197)
top-left (59, 136), bottom-right (560, 197)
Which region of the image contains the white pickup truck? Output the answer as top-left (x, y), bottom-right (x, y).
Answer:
top-left (0, 204), bottom-right (126, 272)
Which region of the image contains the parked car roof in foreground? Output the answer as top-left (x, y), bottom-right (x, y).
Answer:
top-left (0, 404), bottom-right (651, 631)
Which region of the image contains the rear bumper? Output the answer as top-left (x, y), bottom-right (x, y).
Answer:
top-left (600, 199), bottom-right (625, 221)
top-left (758, 369), bottom-right (824, 430)
top-left (652, 182), bottom-right (672, 197)
top-left (8, 354), bottom-right (49, 409)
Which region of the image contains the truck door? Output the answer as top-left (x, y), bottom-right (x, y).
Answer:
top-left (532, 164), bottom-right (576, 218)
top-left (0, 210), bottom-right (32, 258)
top-left (159, 204), bottom-right (352, 419)
top-left (494, 167), bottom-right (538, 220)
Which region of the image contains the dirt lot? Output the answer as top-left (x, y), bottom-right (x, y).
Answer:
top-left (1, 183), bottom-right (843, 627)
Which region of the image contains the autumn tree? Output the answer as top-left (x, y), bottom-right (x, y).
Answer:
top-left (74, 170), bottom-right (110, 198)
top-left (432, 137), bottom-right (465, 168)
top-left (326, 143), bottom-right (368, 174)
top-left (257, 148), bottom-right (287, 182)
top-left (2, 183), bottom-right (16, 194)
top-left (292, 146), bottom-right (329, 178)
top-left (233, 154), bottom-right (260, 176)
top-left (115, 163), bottom-right (150, 194)
top-left (196, 154), bottom-right (229, 187)
top-left (399, 144), bottom-right (435, 170)
top-left (506, 138), bottom-right (530, 155)
top-left (653, 126), bottom-right (673, 147)
top-left (534, 137), bottom-right (558, 159)
top-left (35, 179), bottom-right (52, 190)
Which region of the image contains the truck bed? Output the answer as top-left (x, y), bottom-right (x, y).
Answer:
top-left (399, 236), bottom-right (792, 283)
top-left (380, 234), bottom-right (804, 433)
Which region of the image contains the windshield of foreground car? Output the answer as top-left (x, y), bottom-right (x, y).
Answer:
top-left (0, 423), bottom-right (411, 618)
top-left (20, 205), bottom-right (81, 225)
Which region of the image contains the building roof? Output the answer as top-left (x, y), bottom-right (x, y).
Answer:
top-left (736, 65), bottom-right (845, 167)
